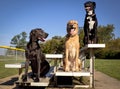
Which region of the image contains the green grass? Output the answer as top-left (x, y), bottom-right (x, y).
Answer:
top-left (95, 59), bottom-right (120, 80)
top-left (0, 56), bottom-right (25, 79)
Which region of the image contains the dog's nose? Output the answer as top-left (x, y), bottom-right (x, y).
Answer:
top-left (69, 25), bottom-right (74, 29)
top-left (46, 33), bottom-right (49, 38)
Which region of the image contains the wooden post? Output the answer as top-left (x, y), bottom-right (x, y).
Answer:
top-left (90, 48), bottom-right (94, 88)
top-left (88, 44), bottom-right (105, 88)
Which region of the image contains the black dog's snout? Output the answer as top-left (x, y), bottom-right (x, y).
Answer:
top-left (45, 33), bottom-right (49, 38)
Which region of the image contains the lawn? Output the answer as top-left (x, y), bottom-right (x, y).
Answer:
top-left (0, 56), bottom-right (25, 79)
top-left (95, 59), bottom-right (120, 80)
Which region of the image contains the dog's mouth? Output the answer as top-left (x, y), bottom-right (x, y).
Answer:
top-left (85, 6), bottom-right (91, 11)
top-left (68, 28), bottom-right (77, 37)
top-left (84, 3), bottom-right (95, 12)
top-left (38, 37), bottom-right (46, 42)
top-left (38, 33), bottom-right (48, 42)
top-left (70, 29), bottom-right (75, 34)
top-left (67, 24), bottom-right (77, 36)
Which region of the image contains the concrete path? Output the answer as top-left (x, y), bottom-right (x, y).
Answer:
top-left (95, 71), bottom-right (120, 89)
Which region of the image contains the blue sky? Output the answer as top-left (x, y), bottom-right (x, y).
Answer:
top-left (0, 0), bottom-right (120, 46)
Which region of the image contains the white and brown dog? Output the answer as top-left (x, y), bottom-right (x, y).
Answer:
top-left (63, 20), bottom-right (82, 72)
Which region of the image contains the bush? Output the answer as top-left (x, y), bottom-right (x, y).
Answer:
top-left (95, 49), bottom-right (120, 59)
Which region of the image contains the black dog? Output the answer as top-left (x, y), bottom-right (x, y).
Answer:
top-left (22, 28), bottom-right (50, 82)
top-left (83, 1), bottom-right (98, 45)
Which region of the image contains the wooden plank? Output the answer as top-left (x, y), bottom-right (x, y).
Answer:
top-left (55, 68), bottom-right (90, 77)
top-left (57, 85), bottom-right (90, 88)
top-left (89, 48), bottom-right (94, 88)
top-left (87, 44), bottom-right (105, 48)
top-left (45, 54), bottom-right (63, 58)
top-left (16, 77), bottom-right (51, 86)
top-left (31, 77), bottom-right (50, 86)
top-left (5, 63), bottom-right (25, 68)
top-left (80, 44), bottom-right (105, 52)
top-left (56, 71), bottom-right (90, 76)
top-left (74, 85), bottom-right (90, 88)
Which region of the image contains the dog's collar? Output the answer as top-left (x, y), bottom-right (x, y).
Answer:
top-left (87, 10), bottom-right (96, 17)
top-left (87, 13), bottom-right (96, 17)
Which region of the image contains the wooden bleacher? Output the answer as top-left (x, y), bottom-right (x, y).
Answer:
top-left (54, 44), bottom-right (105, 88)
top-left (5, 54), bottom-right (63, 87)
top-left (5, 44), bottom-right (105, 88)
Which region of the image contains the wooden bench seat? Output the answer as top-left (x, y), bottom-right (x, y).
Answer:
top-left (5, 63), bottom-right (25, 75)
top-left (56, 71), bottom-right (90, 77)
top-left (15, 66), bottom-right (55, 87)
top-left (5, 63), bottom-right (25, 68)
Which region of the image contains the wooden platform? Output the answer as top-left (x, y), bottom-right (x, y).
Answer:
top-left (5, 63), bottom-right (25, 75)
top-left (55, 68), bottom-right (90, 88)
top-left (56, 71), bottom-right (90, 76)
top-left (16, 77), bottom-right (52, 86)
top-left (15, 66), bottom-right (55, 87)
top-left (45, 54), bottom-right (63, 58)
top-left (81, 44), bottom-right (105, 51)
top-left (5, 63), bottom-right (55, 87)
top-left (87, 44), bottom-right (105, 48)
top-left (55, 68), bottom-right (90, 77)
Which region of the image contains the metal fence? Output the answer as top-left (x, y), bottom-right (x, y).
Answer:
top-left (0, 46), bottom-right (25, 61)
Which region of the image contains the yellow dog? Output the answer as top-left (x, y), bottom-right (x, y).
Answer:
top-left (63, 20), bottom-right (82, 72)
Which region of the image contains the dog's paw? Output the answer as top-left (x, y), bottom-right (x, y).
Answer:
top-left (22, 75), bottom-right (27, 82)
top-left (79, 68), bottom-right (82, 71)
top-left (75, 67), bottom-right (79, 72)
top-left (30, 74), bottom-right (36, 79)
top-left (64, 67), bottom-right (70, 72)
top-left (33, 77), bottom-right (39, 82)
top-left (71, 68), bottom-right (75, 72)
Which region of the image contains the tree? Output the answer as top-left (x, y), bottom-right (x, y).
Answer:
top-left (78, 24), bottom-right (117, 59)
top-left (10, 32), bottom-right (27, 49)
top-left (79, 27), bottom-right (84, 48)
top-left (97, 24), bottom-right (115, 43)
top-left (40, 36), bottom-right (65, 54)
top-left (95, 38), bottom-right (120, 59)
top-left (79, 24), bottom-right (115, 45)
